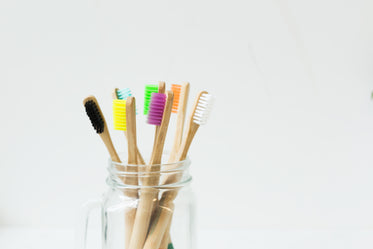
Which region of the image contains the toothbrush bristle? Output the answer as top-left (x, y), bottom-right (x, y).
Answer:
top-left (113, 99), bottom-right (127, 131)
top-left (193, 93), bottom-right (214, 125)
top-left (171, 84), bottom-right (182, 113)
top-left (117, 88), bottom-right (132, 100)
top-left (84, 100), bottom-right (105, 134)
top-left (144, 84), bottom-right (159, 115)
top-left (147, 93), bottom-right (166, 125)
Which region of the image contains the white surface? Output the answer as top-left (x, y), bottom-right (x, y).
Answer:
top-left (1, 0), bottom-right (373, 231)
top-left (1, 228), bottom-right (373, 249)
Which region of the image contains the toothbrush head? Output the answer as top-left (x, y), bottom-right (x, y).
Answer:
top-left (193, 92), bottom-right (214, 125)
top-left (144, 84), bottom-right (159, 115)
top-left (84, 96), bottom-right (105, 134)
top-left (113, 99), bottom-right (127, 131)
top-left (116, 88), bottom-right (132, 100)
top-left (147, 93), bottom-right (167, 125)
top-left (171, 84), bottom-right (181, 113)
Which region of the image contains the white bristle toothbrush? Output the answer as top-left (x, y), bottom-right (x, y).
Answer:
top-left (143, 91), bottom-right (214, 249)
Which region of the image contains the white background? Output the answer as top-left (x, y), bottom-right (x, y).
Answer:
top-left (1, 0), bottom-right (373, 247)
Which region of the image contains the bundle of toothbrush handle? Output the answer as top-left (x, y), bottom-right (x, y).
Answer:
top-left (83, 82), bottom-right (213, 249)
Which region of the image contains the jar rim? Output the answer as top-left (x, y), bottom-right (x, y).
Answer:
top-left (106, 153), bottom-right (192, 188)
top-left (106, 175), bottom-right (193, 189)
top-left (110, 157), bottom-right (190, 166)
top-left (108, 155), bottom-right (191, 175)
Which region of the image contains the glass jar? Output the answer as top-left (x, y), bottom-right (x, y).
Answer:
top-left (76, 154), bottom-right (195, 249)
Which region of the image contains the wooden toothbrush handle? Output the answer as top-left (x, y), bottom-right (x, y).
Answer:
top-left (143, 201), bottom-right (175, 249)
top-left (128, 187), bottom-right (159, 249)
top-left (146, 123), bottom-right (199, 249)
top-left (129, 91), bottom-right (173, 249)
top-left (159, 225), bottom-right (171, 249)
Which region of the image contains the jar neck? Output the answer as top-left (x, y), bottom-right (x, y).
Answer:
top-left (106, 157), bottom-right (192, 189)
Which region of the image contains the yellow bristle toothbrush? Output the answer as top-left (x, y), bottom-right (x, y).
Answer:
top-left (113, 97), bottom-right (139, 249)
top-left (113, 88), bottom-right (145, 165)
top-left (143, 91), bottom-right (214, 249)
top-left (113, 95), bottom-right (152, 249)
top-left (128, 91), bottom-right (174, 249)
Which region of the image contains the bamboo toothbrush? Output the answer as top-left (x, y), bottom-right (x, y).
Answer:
top-left (168, 83), bottom-right (190, 163)
top-left (112, 97), bottom-right (137, 249)
top-left (115, 88), bottom-right (133, 100)
top-left (113, 92), bottom-right (146, 249)
top-left (124, 96), bottom-right (141, 249)
top-left (126, 96), bottom-right (139, 171)
top-left (113, 88), bottom-right (145, 165)
top-left (144, 84), bottom-right (159, 115)
top-left (158, 82), bottom-right (189, 249)
top-left (143, 82), bottom-right (164, 145)
top-left (144, 84), bottom-right (161, 155)
top-left (143, 91), bottom-right (214, 249)
top-left (128, 91), bottom-right (174, 249)
top-left (147, 82), bottom-right (166, 214)
top-left (153, 82), bottom-right (166, 145)
top-left (147, 82), bottom-right (168, 241)
top-left (83, 96), bottom-right (121, 163)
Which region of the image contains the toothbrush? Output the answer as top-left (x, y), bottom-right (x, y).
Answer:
top-left (116, 88), bottom-right (133, 100)
top-left (128, 91), bottom-right (174, 249)
top-left (113, 88), bottom-right (145, 165)
top-left (168, 83), bottom-right (190, 166)
top-left (154, 82), bottom-right (166, 145)
top-left (112, 97), bottom-right (138, 249)
top-left (147, 82), bottom-right (169, 241)
top-left (124, 96), bottom-right (141, 249)
top-left (83, 96), bottom-right (121, 163)
top-left (150, 82), bottom-right (166, 218)
top-left (143, 84), bottom-right (161, 154)
top-left (126, 96), bottom-right (139, 169)
top-left (159, 82), bottom-right (190, 249)
top-left (113, 92), bottom-right (147, 249)
top-left (144, 84), bottom-right (159, 115)
top-left (143, 83), bottom-right (164, 143)
top-left (143, 91), bottom-right (214, 249)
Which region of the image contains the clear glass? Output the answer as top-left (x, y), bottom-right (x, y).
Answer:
top-left (76, 154), bottom-right (195, 249)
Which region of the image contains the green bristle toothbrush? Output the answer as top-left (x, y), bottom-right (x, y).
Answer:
top-left (144, 84), bottom-right (159, 115)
